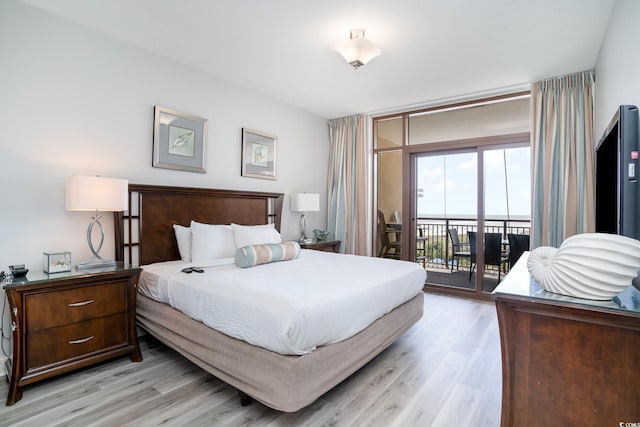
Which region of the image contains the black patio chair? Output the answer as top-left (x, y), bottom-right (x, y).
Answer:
top-left (468, 231), bottom-right (509, 282)
top-left (507, 233), bottom-right (530, 268)
top-left (448, 228), bottom-right (471, 272)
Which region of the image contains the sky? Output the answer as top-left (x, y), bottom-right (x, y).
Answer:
top-left (417, 147), bottom-right (531, 219)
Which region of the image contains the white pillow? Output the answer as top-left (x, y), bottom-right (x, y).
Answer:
top-left (173, 224), bottom-right (192, 261)
top-left (190, 221), bottom-right (236, 262)
top-left (231, 223), bottom-right (282, 249)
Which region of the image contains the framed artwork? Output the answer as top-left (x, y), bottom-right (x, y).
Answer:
top-left (153, 106), bottom-right (208, 173)
top-left (241, 128), bottom-right (277, 180)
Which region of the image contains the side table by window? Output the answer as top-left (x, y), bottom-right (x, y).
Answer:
top-left (300, 240), bottom-right (341, 253)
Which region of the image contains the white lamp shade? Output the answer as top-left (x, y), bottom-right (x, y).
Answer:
top-left (290, 193), bottom-right (320, 212)
top-left (335, 36), bottom-right (381, 67)
top-left (65, 175), bottom-right (128, 212)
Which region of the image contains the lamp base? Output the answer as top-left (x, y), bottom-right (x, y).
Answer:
top-left (76, 257), bottom-right (118, 271)
top-left (298, 236), bottom-right (313, 245)
top-left (298, 212), bottom-right (313, 245)
top-left (77, 213), bottom-right (119, 270)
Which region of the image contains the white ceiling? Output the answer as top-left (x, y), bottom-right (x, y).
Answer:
top-left (21, 0), bottom-right (615, 119)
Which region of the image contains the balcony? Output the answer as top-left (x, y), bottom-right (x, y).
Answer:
top-left (414, 216), bottom-right (531, 293)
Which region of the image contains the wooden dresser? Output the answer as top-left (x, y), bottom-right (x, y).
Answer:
top-left (3, 265), bottom-right (142, 405)
top-left (493, 254), bottom-right (640, 426)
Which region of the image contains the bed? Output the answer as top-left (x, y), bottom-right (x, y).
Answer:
top-left (114, 184), bottom-right (425, 412)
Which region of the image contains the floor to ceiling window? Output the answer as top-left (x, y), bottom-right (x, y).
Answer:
top-left (376, 116), bottom-right (403, 258)
top-left (374, 93), bottom-right (531, 298)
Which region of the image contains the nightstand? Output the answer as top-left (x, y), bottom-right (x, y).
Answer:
top-left (300, 240), bottom-right (341, 253)
top-left (3, 264), bottom-right (142, 405)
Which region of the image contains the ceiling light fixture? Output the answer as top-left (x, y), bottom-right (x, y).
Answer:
top-left (335, 29), bottom-right (381, 69)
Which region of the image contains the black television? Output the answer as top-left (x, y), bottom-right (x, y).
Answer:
top-left (595, 105), bottom-right (640, 239)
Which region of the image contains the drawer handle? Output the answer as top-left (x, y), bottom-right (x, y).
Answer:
top-left (69, 336), bottom-right (94, 345)
top-left (68, 299), bottom-right (94, 307)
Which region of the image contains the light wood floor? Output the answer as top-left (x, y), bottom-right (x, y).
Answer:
top-left (0, 293), bottom-right (502, 427)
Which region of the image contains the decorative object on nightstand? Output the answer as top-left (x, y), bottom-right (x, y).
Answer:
top-left (3, 266), bottom-right (142, 405)
top-left (313, 229), bottom-right (329, 242)
top-left (290, 193), bottom-right (319, 244)
top-left (527, 232), bottom-right (640, 300)
top-left (43, 251), bottom-right (72, 273)
top-left (65, 175), bottom-right (128, 270)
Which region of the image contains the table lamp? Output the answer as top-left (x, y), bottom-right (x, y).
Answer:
top-left (290, 193), bottom-right (319, 244)
top-left (65, 175), bottom-right (128, 270)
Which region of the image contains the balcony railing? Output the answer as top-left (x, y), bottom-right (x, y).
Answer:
top-left (416, 216), bottom-right (531, 272)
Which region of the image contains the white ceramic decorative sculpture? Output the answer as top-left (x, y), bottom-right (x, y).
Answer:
top-left (527, 233), bottom-right (640, 300)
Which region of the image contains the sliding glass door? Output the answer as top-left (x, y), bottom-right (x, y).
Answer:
top-left (480, 145), bottom-right (531, 292)
top-left (411, 143), bottom-right (530, 294)
top-left (415, 151), bottom-right (477, 290)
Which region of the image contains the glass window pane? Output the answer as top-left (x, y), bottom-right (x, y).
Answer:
top-left (417, 152), bottom-right (477, 218)
top-left (377, 151), bottom-right (403, 256)
top-left (482, 146), bottom-right (531, 293)
top-left (505, 146), bottom-right (531, 219)
top-left (378, 151), bottom-right (402, 215)
top-left (409, 97), bottom-right (530, 145)
top-left (417, 151), bottom-right (477, 290)
top-left (484, 150), bottom-right (508, 219)
top-left (377, 117), bottom-right (403, 149)
top-left (483, 147), bottom-right (531, 219)
top-left (417, 155), bottom-right (445, 217)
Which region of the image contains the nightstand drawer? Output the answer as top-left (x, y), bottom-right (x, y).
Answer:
top-left (26, 281), bottom-right (126, 331)
top-left (26, 313), bottom-right (127, 369)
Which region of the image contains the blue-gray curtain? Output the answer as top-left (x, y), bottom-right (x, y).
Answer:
top-left (531, 71), bottom-right (595, 248)
top-left (327, 115), bottom-right (367, 255)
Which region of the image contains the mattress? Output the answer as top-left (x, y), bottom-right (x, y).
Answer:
top-left (138, 250), bottom-right (426, 355)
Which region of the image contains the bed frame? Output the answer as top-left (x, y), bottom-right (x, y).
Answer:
top-left (115, 184), bottom-right (423, 412)
top-left (115, 184), bottom-right (284, 266)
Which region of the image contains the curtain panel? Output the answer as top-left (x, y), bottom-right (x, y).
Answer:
top-left (327, 115), bottom-right (367, 255)
top-left (531, 70), bottom-right (595, 248)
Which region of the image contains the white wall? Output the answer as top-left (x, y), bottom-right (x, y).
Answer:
top-left (595, 0), bottom-right (640, 136)
top-left (0, 1), bottom-right (328, 358)
top-left (0, 0), bottom-right (328, 267)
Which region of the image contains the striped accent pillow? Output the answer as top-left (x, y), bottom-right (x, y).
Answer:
top-left (235, 241), bottom-right (301, 268)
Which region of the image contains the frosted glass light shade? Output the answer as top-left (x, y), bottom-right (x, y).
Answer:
top-left (66, 175), bottom-right (128, 212)
top-left (335, 30), bottom-right (382, 68)
top-left (290, 193), bottom-right (319, 212)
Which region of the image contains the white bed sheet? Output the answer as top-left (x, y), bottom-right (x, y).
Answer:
top-left (138, 250), bottom-right (426, 355)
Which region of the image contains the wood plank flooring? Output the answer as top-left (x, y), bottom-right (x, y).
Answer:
top-left (0, 293), bottom-right (502, 427)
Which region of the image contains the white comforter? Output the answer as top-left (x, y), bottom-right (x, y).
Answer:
top-left (138, 250), bottom-right (426, 355)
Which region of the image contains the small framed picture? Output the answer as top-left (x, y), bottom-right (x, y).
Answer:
top-left (153, 106), bottom-right (208, 173)
top-left (241, 128), bottom-right (277, 180)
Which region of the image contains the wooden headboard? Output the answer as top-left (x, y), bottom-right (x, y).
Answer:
top-left (114, 184), bottom-right (284, 266)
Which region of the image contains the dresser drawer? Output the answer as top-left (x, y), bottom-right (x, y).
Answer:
top-left (26, 281), bottom-right (126, 331)
top-left (26, 313), bottom-right (127, 370)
